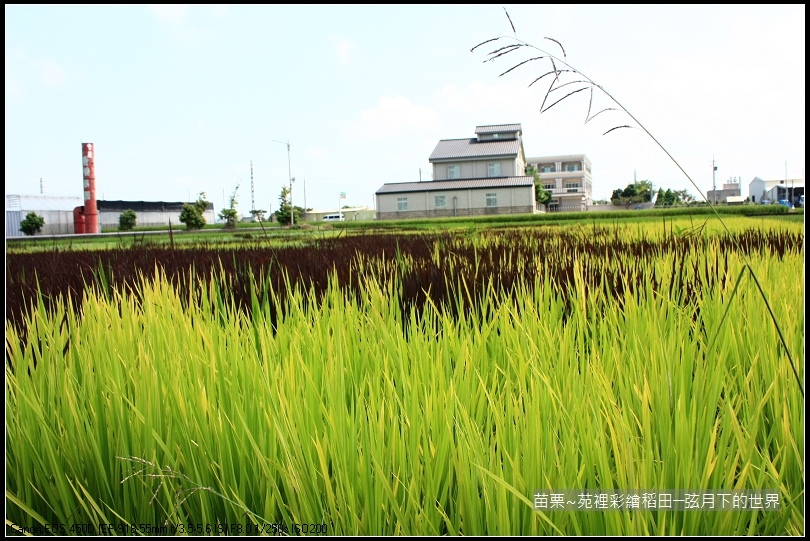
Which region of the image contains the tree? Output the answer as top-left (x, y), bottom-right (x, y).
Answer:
top-left (118, 209), bottom-right (137, 231)
top-left (179, 192), bottom-right (210, 230)
top-left (654, 187), bottom-right (696, 207)
top-left (274, 185), bottom-right (301, 226)
top-left (674, 189), bottom-right (696, 205)
top-left (20, 212), bottom-right (45, 236)
top-left (527, 165), bottom-right (552, 206)
top-left (610, 180), bottom-right (653, 208)
top-left (219, 184), bottom-right (240, 229)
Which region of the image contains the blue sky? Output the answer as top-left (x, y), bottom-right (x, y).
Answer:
top-left (6, 4), bottom-right (805, 214)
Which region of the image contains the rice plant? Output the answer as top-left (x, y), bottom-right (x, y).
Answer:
top-left (6, 221), bottom-right (804, 535)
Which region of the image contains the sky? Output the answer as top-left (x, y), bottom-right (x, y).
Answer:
top-left (5, 4), bottom-right (806, 215)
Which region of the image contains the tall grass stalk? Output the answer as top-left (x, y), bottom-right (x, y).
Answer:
top-left (472, 11), bottom-right (804, 397)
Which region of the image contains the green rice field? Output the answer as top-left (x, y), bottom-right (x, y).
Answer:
top-left (5, 215), bottom-right (805, 535)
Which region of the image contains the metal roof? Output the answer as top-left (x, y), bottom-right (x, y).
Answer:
top-left (97, 200), bottom-right (214, 212)
top-left (376, 176), bottom-right (534, 195)
top-left (5, 194), bottom-right (83, 212)
top-left (429, 138), bottom-right (521, 161)
top-left (475, 124), bottom-right (522, 135)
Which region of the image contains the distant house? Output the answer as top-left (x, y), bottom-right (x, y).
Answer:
top-left (6, 194), bottom-right (82, 237)
top-left (375, 124), bottom-right (537, 219)
top-left (748, 177), bottom-right (804, 205)
top-left (706, 181), bottom-right (742, 204)
top-left (526, 154), bottom-right (593, 211)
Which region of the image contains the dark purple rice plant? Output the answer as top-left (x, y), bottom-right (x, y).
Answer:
top-left (471, 8), bottom-right (802, 396)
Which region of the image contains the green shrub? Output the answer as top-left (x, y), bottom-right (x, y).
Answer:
top-left (19, 212), bottom-right (45, 236)
top-left (118, 209), bottom-right (137, 231)
top-left (179, 192), bottom-right (210, 230)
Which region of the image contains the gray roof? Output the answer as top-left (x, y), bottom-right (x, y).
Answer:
top-left (429, 138), bottom-right (521, 161)
top-left (475, 124), bottom-right (522, 135)
top-left (376, 176), bottom-right (534, 195)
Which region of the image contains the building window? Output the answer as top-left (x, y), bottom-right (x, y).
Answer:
top-left (543, 183), bottom-right (555, 191)
top-left (565, 181), bottom-right (580, 193)
top-left (435, 195), bottom-right (446, 208)
top-left (492, 133), bottom-right (500, 139)
top-left (564, 163), bottom-right (581, 172)
top-left (448, 165), bottom-right (460, 179)
top-left (486, 192), bottom-right (497, 207)
top-left (487, 163), bottom-right (501, 177)
top-left (397, 197), bottom-right (408, 211)
top-left (540, 164), bottom-right (555, 173)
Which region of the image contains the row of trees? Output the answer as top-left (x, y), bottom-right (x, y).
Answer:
top-left (653, 187), bottom-right (696, 207)
top-left (608, 180), bottom-right (696, 208)
top-left (178, 185), bottom-right (297, 230)
top-left (529, 167), bottom-right (696, 209)
top-left (610, 180), bottom-right (653, 207)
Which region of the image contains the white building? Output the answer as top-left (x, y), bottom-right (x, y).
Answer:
top-left (6, 194), bottom-right (82, 237)
top-left (376, 124), bottom-right (537, 219)
top-left (526, 154), bottom-right (593, 211)
top-left (748, 177), bottom-right (804, 204)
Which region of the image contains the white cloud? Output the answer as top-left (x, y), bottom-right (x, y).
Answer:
top-left (5, 50), bottom-right (24, 99)
top-left (334, 38), bottom-right (355, 63)
top-left (5, 74), bottom-right (23, 100)
top-left (147, 4), bottom-right (189, 25)
top-left (350, 96), bottom-right (441, 138)
top-left (436, 80), bottom-right (544, 120)
top-left (147, 5), bottom-right (229, 46)
top-left (40, 60), bottom-right (66, 86)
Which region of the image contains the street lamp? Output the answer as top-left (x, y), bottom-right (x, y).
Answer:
top-left (272, 139), bottom-right (295, 226)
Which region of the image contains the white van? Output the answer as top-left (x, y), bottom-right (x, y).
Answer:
top-left (322, 214), bottom-right (345, 222)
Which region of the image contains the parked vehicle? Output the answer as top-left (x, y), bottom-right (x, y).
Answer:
top-left (778, 200), bottom-right (794, 209)
top-left (322, 214), bottom-right (345, 222)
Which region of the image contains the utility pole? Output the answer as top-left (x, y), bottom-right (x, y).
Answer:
top-left (40, 178), bottom-right (43, 194)
top-left (272, 139), bottom-right (294, 226)
top-left (712, 156), bottom-right (718, 205)
top-left (787, 160), bottom-right (792, 205)
top-left (250, 160), bottom-right (255, 216)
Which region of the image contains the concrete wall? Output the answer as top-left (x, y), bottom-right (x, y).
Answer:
top-left (98, 209), bottom-right (216, 229)
top-left (377, 205), bottom-right (535, 220)
top-left (377, 186), bottom-right (535, 220)
top-left (6, 210), bottom-right (75, 237)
